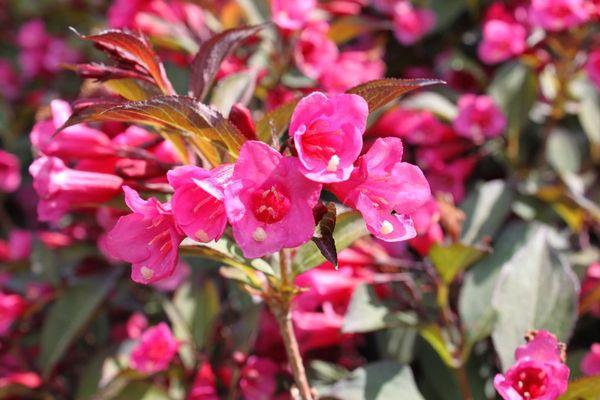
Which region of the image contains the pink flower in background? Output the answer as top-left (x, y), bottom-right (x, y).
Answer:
top-left (529, 0), bottom-right (589, 31)
top-left (168, 165), bottom-right (231, 243)
top-left (581, 343), bottom-right (600, 376)
top-left (0, 353), bottom-right (41, 390)
top-left (7, 230), bottom-right (33, 261)
top-left (126, 312), bottom-right (148, 339)
top-left (494, 330), bottom-right (569, 400)
top-left (453, 94), bottom-right (507, 143)
top-left (29, 156), bottom-right (123, 222)
top-left (105, 186), bottom-right (184, 284)
top-left (320, 50), bottom-right (385, 93)
top-left (239, 356), bottom-right (279, 400)
top-left (479, 20), bottom-right (528, 65)
top-left (294, 21), bottom-right (339, 79)
top-left (368, 108), bottom-right (452, 146)
top-left (0, 292), bottom-right (26, 336)
top-left (187, 361), bottom-right (219, 400)
top-left (151, 260), bottom-right (191, 292)
top-left (392, 1), bottom-right (436, 45)
top-left (329, 137), bottom-right (430, 242)
top-left (30, 100), bottom-right (115, 161)
top-left (0, 150), bottom-right (21, 193)
top-left (0, 60), bottom-right (20, 100)
top-left (371, 0), bottom-right (399, 14)
top-left (224, 141), bottom-right (322, 258)
top-left (408, 198), bottom-right (443, 256)
top-left (129, 323), bottom-right (179, 374)
top-left (271, 0), bottom-right (316, 31)
top-left (586, 50), bottom-right (600, 89)
top-left (291, 92), bottom-right (368, 183)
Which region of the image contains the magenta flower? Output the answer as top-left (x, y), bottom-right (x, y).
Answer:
top-left (187, 361), bottom-right (219, 400)
top-left (271, 0), bottom-right (316, 31)
top-left (320, 50), bottom-right (385, 93)
top-left (586, 50), bottom-right (600, 89)
top-left (494, 330), bottom-right (569, 400)
top-left (105, 186), bottom-right (185, 284)
top-left (368, 108), bottom-right (452, 146)
top-left (0, 292), bottom-right (26, 337)
top-left (29, 156), bottom-right (123, 223)
top-left (392, 1), bottom-right (436, 45)
top-left (239, 356), bottom-right (279, 400)
top-left (478, 20), bottom-right (528, 65)
top-left (529, 0), bottom-right (589, 31)
top-left (291, 92), bottom-right (368, 183)
top-left (453, 94), bottom-right (507, 143)
top-left (408, 198), bottom-right (443, 256)
top-left (0, 150), bottom-right (21, 193)
top-left (294, 21), bottom-right (339, 79)
top-left (0, 60), bottom-right (20, 100)
top-left (30, 100), bottom-right (115, 161)
top-left (224, 141), bottom-right (322, 258)
top-left (129, 322), bottom-right (179, 374)
top-left (167, 165), bottom-right (231, 243)
top-left (581, 343), bottom-right (600, 376)
top-left (329, 137), bottom-right (430, 242)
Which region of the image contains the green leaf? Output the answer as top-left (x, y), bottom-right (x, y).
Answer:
top-left (342, 284), bottom-right (417, 333)
top-left (559, 376), bottom-right (600, 400)
top-left (460, 179), bottom-right (514, 245)
top-left (458, 222), bottom-right (530, 345)
top-left (40, 271), bottom-right (119, 377)
top-left (419, 325), bottom-right (457, 367)
top-left (293, 211), bottom-right (369, 274)
top-left (210, 69), bottom-right (257, 116)
top-left (346, 79), bottom-right (445, 114)
top-left (400, 92), bottom-right (458, 121)
top-left (429, 0), bottom-right (467, 32)
top-left (429, 243), bottom-right (488, 285)
top-left (113, 381), bottom-right (170, 400)
top-left (255, 98), bottom-right (299, 143)
top-left (491, 224), bottom-right (579, 371)
top-left (546, 128), bottom-right (582, 173)
top-left (316, 361), bottom-right (425, 400)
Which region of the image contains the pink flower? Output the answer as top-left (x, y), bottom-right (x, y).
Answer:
top-left (529, 0), bottom-right (589, 31)
top-left (408, 198), bottom-right (443, 256)
top-left (0, 150), bottom-right (21, 193)
top-left (168, 165), bottom-right (231, 243)
top-left (581, 343), bottom-right (600, 376)
top-left (290, 92), bottom-right (368, 183)
top-left (129, 323), bottom-right (179, 374)
top-left (294, 21), bottom-right (339, 79)
top-left (187, 361), bottom-right (219, 400)
top-left (586, 50), bottom-right (600, 89)
top-left (271, 0), bottom-right (316, 31)
top-left (239, 356), bottom-right (279, 400)
top-left (0, 292), bottom-right (26, 336)
top-left (126, 312), bottom-right (148, 339)
top-left (30, 100), bottom-right (115, 161)
top-left (320, 50), bottom-right (385, 93)
top-left (7, 230), bottom-right (33, 261)
top-left (0, 60), bottom-right (20, 100)
top-left (372, 0), bottom-right (399, 14)
top-left (329, 137), bottom-right (430, 241)
top-left (392, 1), bottom-right (436, 45)
top-left (494, 330), bottom-right (569, 400)
top-left (453, 94), bottom-right (507, 143)
top-left (478, 20), bottom-right (528, 65)
top-left (0, 353), bottom-right (41, 390)
top-left (29, 156), bottom-right (123, 223)
top-left (105, 186), bottom-right (184, 284)
top-left (368, 108), bottom-right (452, 146)
top-left (224, 141), bottom-right (322, 258)
top-left (151, 260), bottom-right (191, 292)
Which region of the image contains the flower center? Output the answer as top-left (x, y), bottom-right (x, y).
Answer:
top-left (251, 184), bottom-right (291, 224)
top-left (300, 119), bottom-right (343, 161)
top-left (511, 367), bottom-right (548, 399)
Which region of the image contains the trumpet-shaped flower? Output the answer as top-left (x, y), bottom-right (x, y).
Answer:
top-left (294, 21), bottom-right (339, 79)
top-left (105, 186), bottom-right (184, 284)
top-left (329, 137), bottom-right (430, 241)
top-left (291, 92), bottom-right (368, 183)
top-left (271, 0), bottom-right (316, 31)
top-left (529, 0), bottom-right (589, 31)
top-left (129, 323), bottom-right (179, 374)
top-left (478, 20), bottom-right (527, 65)
top-left (224, 141), bottom-right (322, 258)
top-left (453, 94), bottom-right (507, 143)
top-left (0, 150), bottom-right (21, 193)
top-left (392, 1), bottom-right (436, 45)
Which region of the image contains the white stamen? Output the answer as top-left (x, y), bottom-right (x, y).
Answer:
top-left (140, 266), bottom-right (154, 280)
top-left (326, 155), bottom-right (340, 172)
top-left (195, 229), bottom-right (210, 242)
top-left (252, 227), bottom-right (267, 242)
top-left (380, 220), bottom-right (394, 235)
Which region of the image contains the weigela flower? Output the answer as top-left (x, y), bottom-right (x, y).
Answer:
top-left (586, 50), bottom-right (600, 89)
top-left (0, 292), bottom-right (26, 336)
top-left (0, 150), bottom-right (21, 193)
top-left (392, 1), bottom-right (436, 45)
top-left (0, 60), bottom-right (20, 100)
top-left (320, 50), bottom-right (385, 93)
top-left (168, 165), bottom-right (231, 243)
top-left (187, 361), bottom-right (219, 400)
top-left (224, 141), bottom-right (322, 258)
top-left (581, 343), bottom-right (600, 376)
top-left (0, 353), bottom-right (41, 390)
top-left (408, 198), bottom-right (443, 256)
top-left (239, 356), bottom-right (279, 400)
top-left (368, 108), bottom-right (453, 146)
top-left (291, 92), bottom-right (368, 183)
top-left (479, 20), bottom-right (528, 65)
top-left (30, 100), bottom-right (115, 161)
top-left (271, 0), bottom-right (316, 31)
top-left (29, 156), bottom-right (123, 223)
top-left (129, 322), bottom-right (179, 374)
top-left (453, 94), bottom-right (507, 143)
top-left (294, 21), bottom-right (339, 79)
top-left (105, 186), bottom-right (184, 284)
top-left (329, 137), bottom-right (430, 242)
top-left (529, 0), bottom-right (589, 31)
top-left (494, 330), bottom-right (569, 400)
